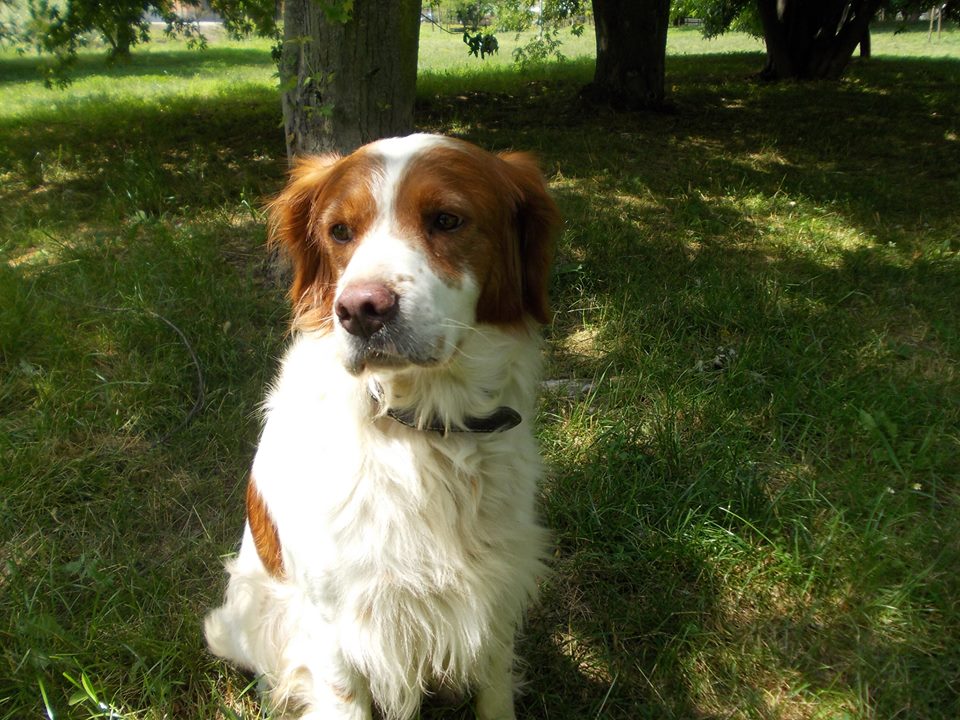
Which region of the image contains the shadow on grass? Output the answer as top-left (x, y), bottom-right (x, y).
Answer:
top-left (555, 246), bottom-right (956, 715)
top-left (421, 52), bottom-right (960, 245)
top-left (0, 45), bottom-right (274, 85)
top-left (3, 48), bottom-right (959, 719)
top-left (513, 226), bottom-right (958, 717)
top-left (0, 84), bottom-right (286, 232)
top-left (0, 208), bottom-right (291, 717)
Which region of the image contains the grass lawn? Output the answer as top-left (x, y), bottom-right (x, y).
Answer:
top-left (2, 20), bottom-right (959, 720)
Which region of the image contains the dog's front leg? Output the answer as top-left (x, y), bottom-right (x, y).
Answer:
top-left (274, 626), bottom-right (373, 720)
top-left (298, 678), bottom-right (372, 720)
top-left (474, 639), bottom-right (517, 720)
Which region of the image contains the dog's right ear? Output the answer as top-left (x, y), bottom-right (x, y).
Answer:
top-left (267, 154), bottom-right (341, 329)
top-left (498, 151), bottom-right (561, 325)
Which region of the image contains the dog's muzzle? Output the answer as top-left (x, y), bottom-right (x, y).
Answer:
top-left (335, 282), bottom-right (439, 374)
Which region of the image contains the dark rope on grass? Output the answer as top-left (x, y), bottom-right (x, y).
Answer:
top-left (143, 308), bottom-right (206, 446)
top-left (90, 304), bottom-right (206, 446)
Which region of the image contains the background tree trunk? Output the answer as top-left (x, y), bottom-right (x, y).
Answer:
top-left (584, 0), bottom-right (671, 110)
top-left (757, 0), bottom-right (881, 80)
top-left (280, 0), bottom-right (421, 157)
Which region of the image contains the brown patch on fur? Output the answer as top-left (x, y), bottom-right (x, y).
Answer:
top-left (356, 602), bottom-right (374, 624)
top-left (331, 684), bottom-right (356, 704)
top-left (393, 140), bottom-right (560, 325)
top-left (267, 152), bottom-right (381, 331)
top-left (246, 475), bottom-right (284, 578)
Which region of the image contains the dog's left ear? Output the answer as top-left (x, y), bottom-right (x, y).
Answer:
top-left (498, 152), bottom-right (561, 324)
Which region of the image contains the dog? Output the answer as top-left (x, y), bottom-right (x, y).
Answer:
top-left (205, 133), bottom-right (560, 720)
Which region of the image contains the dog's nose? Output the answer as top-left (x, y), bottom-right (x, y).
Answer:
top-left (335, 283), bottom-right (399, 338)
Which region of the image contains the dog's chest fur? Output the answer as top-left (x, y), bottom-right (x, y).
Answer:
top-left (247, 330), bottom-right (547, 712)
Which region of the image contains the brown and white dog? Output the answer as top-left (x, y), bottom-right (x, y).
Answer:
top-left (205, 134), bottom-right (560, 720)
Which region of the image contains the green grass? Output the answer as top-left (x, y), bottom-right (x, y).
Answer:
top-left (2, 20), bottom-right (959, 720)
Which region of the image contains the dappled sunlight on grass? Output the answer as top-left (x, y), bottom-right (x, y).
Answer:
top-left (526, 94), bottom-right (959, 710)
top-left (550, 628), bottom-right (616, 685)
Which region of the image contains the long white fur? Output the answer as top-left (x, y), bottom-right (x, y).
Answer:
top-left (205, 135), bottom-right (549, 720)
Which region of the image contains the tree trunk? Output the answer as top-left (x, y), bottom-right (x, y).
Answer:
top-left (280, 0), bottom-right (421, 157)
top-left (757, 0), bottom-right (881, 80)
top-left (584, 0), bottom-right (671, 110)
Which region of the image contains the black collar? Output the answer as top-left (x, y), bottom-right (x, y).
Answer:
top-left (368, 383), bottom-right (521, 435)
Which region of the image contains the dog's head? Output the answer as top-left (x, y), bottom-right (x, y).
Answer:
top-left (269, 134), bottom-right (560, 375)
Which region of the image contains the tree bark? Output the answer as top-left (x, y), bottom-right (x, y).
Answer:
top-left (757, 0), bottom-right (881, 80)
top-left (280, 0), bottom-right (421, 157)
top-left (584, 0), bottom-right (671, 110)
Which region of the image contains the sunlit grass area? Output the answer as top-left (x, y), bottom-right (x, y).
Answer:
top-left (2, 19), bottom-right (959, 720)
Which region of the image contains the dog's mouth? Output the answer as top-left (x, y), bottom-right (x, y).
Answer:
top-left (339, 324), bottom-right (444, 375)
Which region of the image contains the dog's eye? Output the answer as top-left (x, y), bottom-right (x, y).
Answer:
top-left (432, 213), bottom-right (462, 232)
top-left (330, 224), bottom-right (353, 244)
